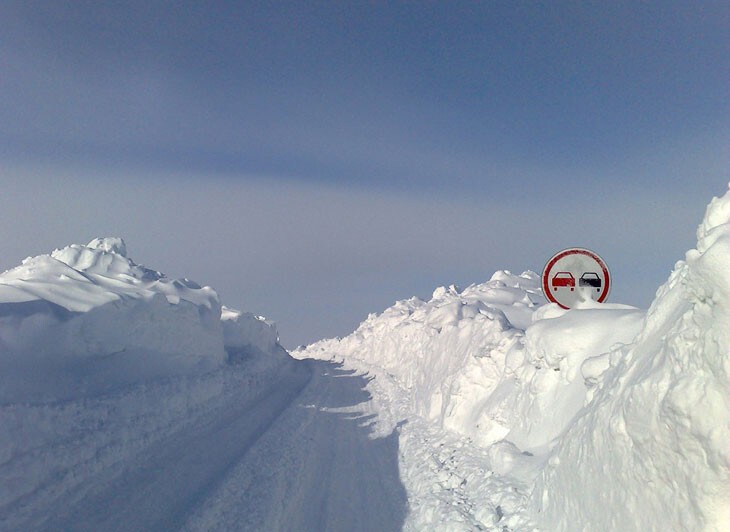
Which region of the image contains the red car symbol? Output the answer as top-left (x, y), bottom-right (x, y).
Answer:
top-left (551, 272), bottom-right (575, 291)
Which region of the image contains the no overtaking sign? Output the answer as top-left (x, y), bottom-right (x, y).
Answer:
top-left (542, 248), bottom-right (610, 309)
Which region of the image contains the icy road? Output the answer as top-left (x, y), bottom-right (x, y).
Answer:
top-left (4, 359), bottom-right (408, 531)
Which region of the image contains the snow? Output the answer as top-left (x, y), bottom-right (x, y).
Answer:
top-left (532, 185), bottom-right (730, 531)
top-left (0, 237), bottom-right (299, 529)
top-left (298, 184), bottom-right (730, 529)
top-left (2, 186), bottom-right (730, 530)
top-left (0, 238), bottom-right (284, 403)
top-left (300, 271), bottom-right (644, 453)
top-left (297, 272), bottom-right (648, 528)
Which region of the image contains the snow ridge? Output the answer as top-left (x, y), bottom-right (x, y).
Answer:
top-left (303, 271), bottom-right (544, 446)
top-left (303, 185), bottom-right (730, 530)
top-left (533, 185), bottom-right (730, 531)
top-left (302, 270), bottom-right (644, 453)
top-left (0, 237), bottom-right (284, 403)
top-left (301, 269), bottom-right (645, 528)
top-left (0, 237), bottom-right (294, 530)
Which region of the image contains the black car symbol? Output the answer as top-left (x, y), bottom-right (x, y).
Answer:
top-left (579, 272), bottom-right (601, 291)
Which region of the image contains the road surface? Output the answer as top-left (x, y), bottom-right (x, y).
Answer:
top-left (11, 359), bottom-right (409, 532)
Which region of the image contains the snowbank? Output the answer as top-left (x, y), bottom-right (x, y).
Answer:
top-left (302, 185), bottom-right (730, 530)
top-left (0, 238), bottom-right (284, 402)
top-left (298, 272), bottom-right (642, 529)
top-left (302, 272), bottom-right (644, 452)
top-left (0, 343), bottom-right (300, 529)
top-left (533, 186), bottom-right (730, 531)
top-left (0, 238), bottom-right (296, 527)
top-left (302, 273), bottom-right (536, 445)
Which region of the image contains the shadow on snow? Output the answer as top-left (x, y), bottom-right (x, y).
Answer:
top-left (4, 357), bottom-right (409, 532)
top-left (224, 358), bottom-right (409, 532)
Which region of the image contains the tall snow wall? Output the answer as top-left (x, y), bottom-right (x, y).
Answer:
top-left (533, 186), bottom-right (730, 531)
top-left (0, 238), bottom-right (284, 402)
top-left (302, 186), bottom-right (730, 530)
top-left (303, 272), bottom-right (544, 445)
top-left (303, 269), bottom-right (645, 452)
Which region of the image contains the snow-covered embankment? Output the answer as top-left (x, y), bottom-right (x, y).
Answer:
top-left (0, 237), bottom-right (284, 402)
top-left (0, 238), bottom-right (292, 529)
top-left (534, 186), bottom-right (730, 531)
top-left (302, 185), bottom-right (730, 530)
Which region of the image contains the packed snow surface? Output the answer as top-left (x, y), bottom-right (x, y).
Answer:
top-left (3, 185), bottom-right (730, 531)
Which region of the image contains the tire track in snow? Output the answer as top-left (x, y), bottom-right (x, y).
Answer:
top-left (33, 360), bottom-right (313, 532)
top-left (182, 360), bottom-right (409, 532)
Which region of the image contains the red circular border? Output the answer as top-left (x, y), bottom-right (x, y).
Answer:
top-left (542, 248), bottom-right (611, 309)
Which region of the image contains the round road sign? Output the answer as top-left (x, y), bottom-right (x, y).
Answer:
top-left (542, 248), bottom-right (610, 309)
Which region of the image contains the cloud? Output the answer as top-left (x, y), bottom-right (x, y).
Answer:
top-left (4, 2), bottom-right (726, 198)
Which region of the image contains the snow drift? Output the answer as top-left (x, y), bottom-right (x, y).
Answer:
top-left (533, 186), bottom-right (730, 531)
top-left (302, 186), bottom-right (730, 529)
top-left (3, 185), bottom-right (729, 529)
top-left (300, 272), bottom-right (646, 529)
top-left (302, 272), bottom-right (645, 452)
top-left (0, 237), bottom-right (284, 402)
top-left (0, 238), bottom-right (296, 528)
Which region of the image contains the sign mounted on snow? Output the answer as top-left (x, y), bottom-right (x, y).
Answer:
top-left (542, 248), bottom-right (610, 309)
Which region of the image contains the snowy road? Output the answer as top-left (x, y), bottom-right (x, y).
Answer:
top-left (183, 361), bottom-right (408, 532)
top-left (10, 359), bottom-right (408, 532)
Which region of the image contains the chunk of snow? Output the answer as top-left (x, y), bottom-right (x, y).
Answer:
top-left (86, 236), bottom-right (128, 257)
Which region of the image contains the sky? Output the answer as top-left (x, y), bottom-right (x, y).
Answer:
top-left (1, 1), bottom-right (729, 347)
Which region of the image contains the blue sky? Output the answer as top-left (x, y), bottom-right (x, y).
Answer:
top-left (1, 2), bottom-right (729, 346)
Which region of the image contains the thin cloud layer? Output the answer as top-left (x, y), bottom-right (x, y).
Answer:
top-left (0, 3), bottom-right (728, 345)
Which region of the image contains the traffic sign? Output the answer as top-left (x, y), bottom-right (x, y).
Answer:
top-left (542, 248), bottom-right (610, 309)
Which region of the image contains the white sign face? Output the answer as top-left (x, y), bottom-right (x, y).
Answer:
top-left (542, 248), bottom-right (610, 309)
